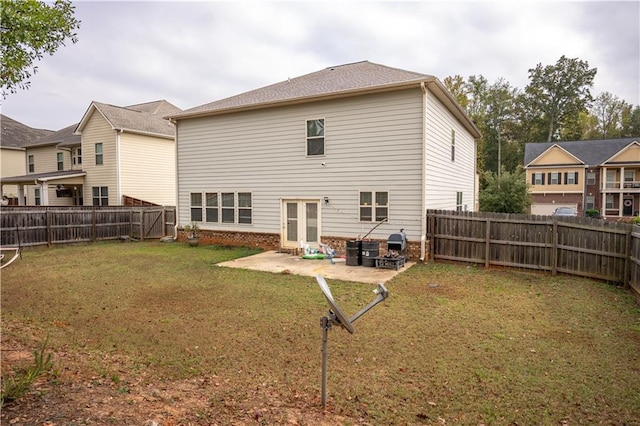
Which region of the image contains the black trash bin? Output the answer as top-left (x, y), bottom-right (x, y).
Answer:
top-left (361, 241), bottom-right (380, 267)
top-left (346, 240), bottom-right (362, 266)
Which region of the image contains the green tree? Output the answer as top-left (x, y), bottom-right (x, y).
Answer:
top-left (479, 167), bottom-right (531, 214)
top-left (589, 91), bottom-right (626, 138)
top-left (521, 56), bottom-right (597, 142)
top-left (1, 0), bottom-right (80, 97)
top-left (619, 104), bottom-right (640, 138)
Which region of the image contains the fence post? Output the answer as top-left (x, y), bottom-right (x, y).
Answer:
top-left (46, 207), bottom-right (52, 247)
top-left (92, 207), bottom-right (97, 241)
top-left (624, 230), bottom-right (632, 289)
top-left (485, 218), bottom-right (491, 269)
top-left (552, 218), bottom-right (558, 276)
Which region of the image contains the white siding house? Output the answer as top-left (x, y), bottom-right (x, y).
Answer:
top-left (170, 61), bottom-right (480, 260)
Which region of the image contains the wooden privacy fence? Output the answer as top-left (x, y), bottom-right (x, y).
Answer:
top-left (427, 210), bottom-right (639, 296)
top-left (0, 206), bottom-right (176, 247)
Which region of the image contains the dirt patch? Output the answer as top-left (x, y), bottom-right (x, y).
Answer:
top-left (1, 335), bottom-right (354, 425)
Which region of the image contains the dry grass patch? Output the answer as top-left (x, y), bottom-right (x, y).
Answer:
top-left (1, 241), bottom-right (639, 425)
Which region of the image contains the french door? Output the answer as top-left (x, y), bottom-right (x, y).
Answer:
top-left (282, 199), bottom-right (320, 249)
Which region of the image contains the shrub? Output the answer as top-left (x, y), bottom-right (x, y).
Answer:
top-left (1, 341), bottom-right (54, 405)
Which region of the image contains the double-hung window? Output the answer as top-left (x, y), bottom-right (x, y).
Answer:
top-left (28, 155), bottom-right (34, 173)
top-left (533, 172), bottom-right (544, 185)
top-left (221, 192), bottom-right (235, 223)
top-left (605, 194), bottom-right (614, 209)
top-left (456, 192), bottom-right (463, 211)
top-left (73, 148), bottom-right (82, 165)
top-left (205, 192), bottom-right (218, 222)
top-left (92, 186), bottom-right (108, 206)
top-left (566, 172), bottom-right (577, 185)
top-left (359, 191), bottom-right (388, 222)
top-left (190, 192), bottom-right (203, 222)
top-left (306, 119), bottom-right (324, 156)
top-left (585, 195), bottom-right (595, 210)
top-left (95, 143), bottom-right (103, 165)
top-left (57, 152), bottom-right (64, 171)
top-left (550, 172), bottom-right (559, 185)
top-left (34, 188), bottom-right (41, 205)
top-left (586, 172), bottom-right (596, 186)
top-left (238, 192), bottom-right (252, 224)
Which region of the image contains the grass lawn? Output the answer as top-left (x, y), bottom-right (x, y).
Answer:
top-left (1, 241), bottom-right (639, 425)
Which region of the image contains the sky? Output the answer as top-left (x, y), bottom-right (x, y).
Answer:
top-left (2, 0), bottom-right (639, 131)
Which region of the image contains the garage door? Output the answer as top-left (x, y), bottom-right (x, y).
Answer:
top-left (531, 203), bottom-right (577, 216)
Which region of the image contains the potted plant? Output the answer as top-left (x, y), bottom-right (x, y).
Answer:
top-left (183, 222), bottom-right (200, 246)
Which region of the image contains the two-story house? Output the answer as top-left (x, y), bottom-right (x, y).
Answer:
top-left (0, 100), bottom-right (182, 206)
top-left (168, 61), bottom-right (481, 260)
top-left (524, 137), bottom-right (640, 219)
top-left (0, 115), bottom-right (54, 203)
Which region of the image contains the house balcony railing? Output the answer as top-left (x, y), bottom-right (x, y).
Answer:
top-left (603, 180), bottom-right (640, 191)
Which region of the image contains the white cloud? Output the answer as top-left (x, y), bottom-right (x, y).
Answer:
top-left (2, 0), bottom-right (638, 131)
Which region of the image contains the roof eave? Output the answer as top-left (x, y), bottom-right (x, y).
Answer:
top-left (113, 128), bottom-right (175, 139)
top-left (166, 78), bottom-right (427, 119)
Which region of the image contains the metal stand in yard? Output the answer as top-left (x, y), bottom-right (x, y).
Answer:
top-left (316, 274), bottom-right (388, 407)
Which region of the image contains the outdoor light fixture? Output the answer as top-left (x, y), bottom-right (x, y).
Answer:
top-left (323, 196), bottom-right (329, 204)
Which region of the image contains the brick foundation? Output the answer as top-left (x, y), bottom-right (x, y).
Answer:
top-left (178, 229), bottom-right (427, 261)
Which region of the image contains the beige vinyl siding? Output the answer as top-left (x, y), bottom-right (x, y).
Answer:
top-left (26, 145), bottom-right (68, 174)
top-left (609, 144), bottom-right (640, 162)
top-left (531, 147), bottom-right (580, 165)
top-left (81, 112), bottom-right (118, 205)
top-left (0, 147), bottom-right (26, 197)
top-left (119, 132), bottom-right (176, 205)
top-left (177, 89), bottom-right (425, 241)
top-left (528, 167), bottom-right (584, 193)
top-left (424, 90), bottom-right (476, 210)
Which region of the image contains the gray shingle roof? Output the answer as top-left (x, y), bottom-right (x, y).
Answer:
top-left (79, 100), bottom-right (182, 137)
top-left (0, 115), bottom-right (54, 148)
top-left (26, 123), bottom-right (80, 147)
top-left (172, 61), bottom-right (435, 118)
top-left (524, 137), bottom-right (640, 166)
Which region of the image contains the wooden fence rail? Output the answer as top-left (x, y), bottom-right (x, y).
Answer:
top-left (0, 206), bottom-right (176, 247)
top-left (427, 210), bottom-right (639, 301)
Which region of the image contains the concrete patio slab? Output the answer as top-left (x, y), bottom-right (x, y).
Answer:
top-left (217, 250), bottom-right (414, 284)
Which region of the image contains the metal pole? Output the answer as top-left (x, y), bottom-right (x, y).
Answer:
top-left (320, 316), bottom-right (330, 407)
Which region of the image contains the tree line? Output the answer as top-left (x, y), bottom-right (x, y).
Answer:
top-left (444, 56), bottom-right (640, 213)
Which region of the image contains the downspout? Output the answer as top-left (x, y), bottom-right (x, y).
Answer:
top-left (420, 82), bottom-right (428, 262)
top-left (116, 130), bottom-right (122, 204)
top-left (172, 119), bottom-right (179, 239)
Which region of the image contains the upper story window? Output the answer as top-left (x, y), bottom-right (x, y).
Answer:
top-left (57, 152), bottom-right (64, 171)
top-left (624, 170), bottom-right (635, 183)
top-left (565, 172), bottom-right (577, 185)
top-left (359, 191), bottom-right (388, 222)
top-left (28, 155), bottom-right (34, 173)
top-left (306, 119), bottom-right (324, 156)
top-left (95, 143), bottom-right (103, 165)
top-left (586, 172), bottom-right (596, 185)
top-left (73, 148), bottom-right (82, 165)
top-left (451, 129), bottom-right (456, 162)
top-left (532, 172), bottom-right (544, 185)
top-left (549, 172), bottom-right (559, 185)
top-left (92, 186), bottom-right (108, 206)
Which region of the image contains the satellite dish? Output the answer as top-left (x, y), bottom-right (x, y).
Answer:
top-left (316, 274), bottom-right (388, 407)
top-left (317, 275), bottom-right (354, 334)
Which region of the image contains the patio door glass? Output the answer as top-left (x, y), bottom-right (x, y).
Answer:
top-left (282, 199), bottom-right (320, 248)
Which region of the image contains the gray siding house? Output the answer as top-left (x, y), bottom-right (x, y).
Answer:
top-left (169, 61), bottom-right (480, 260)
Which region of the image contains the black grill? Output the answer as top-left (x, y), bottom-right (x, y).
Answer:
top-left (386, 229), bottom-right (407, 256)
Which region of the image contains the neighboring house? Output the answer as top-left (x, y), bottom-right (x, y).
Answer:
top-left (524, 137), bottom-right (640, 219)
top-left (0, 115), bottom-right (54, 202)
top-left (169, 61), bottom-right (481, 260)
top-left (1, 100), bottom-right (182, 206)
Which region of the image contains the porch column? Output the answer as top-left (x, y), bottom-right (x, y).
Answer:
top-left (17, 184), bottom-right (25, 206)
top-left (40, 182), bottom-right (49, 205)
